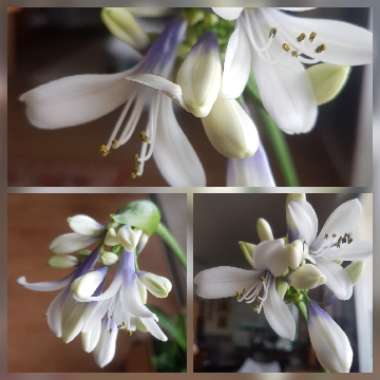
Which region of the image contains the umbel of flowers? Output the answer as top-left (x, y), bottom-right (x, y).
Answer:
top-left (18, 200), bottom-right (177, 368)
top-left (20, 8), bottom-right (372, 186)
top-left (195, 194), bottom-right (372, 372)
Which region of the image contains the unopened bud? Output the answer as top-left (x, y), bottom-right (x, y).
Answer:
top-left (286, 193), bottom-right (306, 205)
top-left (289, 264), bottom-right (326, 290)
top-left (256, 218), bottom-right (274, 241)
top-left (177, 32), bottom-right (222, 118)
top-left (202, 95), bottom-right (259, 158)
top-left (138, 272), bottom-right (172, 298)
top-left (117, 225), bottom-right (142, 251)
top-left (286, 240), bottom-right (304, 270)
top-left (101, 8), bottom-right (149, 50)
top-left (71, 268), bottom-right (108, 300)
top-left (49, 255), bottom-right (78, 269)
top-left (307, 63), bottom-right (351, 105)
top-left (238, 241), bottom-right (256, 266)
top-left (276, 278), bottom-right (289, 299)
top-left (100, 250), bottom-right (119, 266)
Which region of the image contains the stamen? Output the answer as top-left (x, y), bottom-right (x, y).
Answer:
top-left (282, 43), bottom-right (291, 52)
top-left (269, 28), bottom-right (277, 38)
top-left (309, 32), bottom-right (317, 42)
top-left (315, 44), bottom-right (326, 53)
top-left (99, 144), bottom-right (110, 157)
top-left (291, 50), bottom-right (299, 57)
top-left (139, 131), bottom-right (150, 143)
top-left (130, 170), bottom-right (138, 180)
top-left (297, 33), bottom-right (306, 42)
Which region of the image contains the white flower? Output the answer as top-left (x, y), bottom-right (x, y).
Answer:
top-left (286, 196), bottom-right (372, 300)
top-left (20, 19), bottom-right (206, 187)
top-left (215, 7), bottom-right (372, 134)
top-left (195, 238), bottom-right (296, 340)
top-left (308, 301), bottom-right (353, 372)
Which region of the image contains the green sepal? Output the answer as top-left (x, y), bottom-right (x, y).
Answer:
top-left (112, 200), bottom-right (161, 235)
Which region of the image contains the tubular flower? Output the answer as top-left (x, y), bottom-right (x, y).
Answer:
top-left (17, 203), bottom-right (174, 368)
top-left (214, 7), bottom-right (372, 134)
top-left (20, 19), bottom-right (206, 187)
top-left (286, 195), bottom-right (372, 300)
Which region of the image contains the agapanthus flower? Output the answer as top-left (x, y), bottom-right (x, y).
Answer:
top-left (17, 203), bottom-right (175, 368)
top-left (286, 194), bottom-right (372, 300)
top-left (195, 194), bottom-right (372, 373)
top-left (214, 7), bottom-right (372, 133)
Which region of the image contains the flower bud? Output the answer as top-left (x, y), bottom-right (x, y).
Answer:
top-left (104, 227), bottom-right (119, 246)
top-left (276, 278), bottom-right (289, 299)
top-left (138, 272), bottom-right (172, 298)
top-left (308, 302), bottom-right (353, 372)
top-left (117, 225), bottom-right (142, 251)
top-left (307, 64), bottom-right (351, 105)
top-left (136, 233), bottom-right (149, 254)
top-left (202, 95), bottom-right (259, 158)
top-left (177, 32), bottom-right (222, 118)
top-left (256, 218), bottom-right (274, 241)
top-left (345, 261), bottom-right (364, 284)
top-left (100, 250), bottom-right (119, 266)
top-left (48, 254), bottom-right (78, 269)
top-left (71, 268), bottom-right (108, 301)
top-left (286, 240), bottom-right (304, 270)
top-left (101, 8), bottom-right (149, 50)
top-left (67, 214), bottom-right (105, 237)
top-left (286, 193), bottom-right (306, 204)
top-left (289, 264), bottom-right (326, 290)
top-left (238, 241), bottom-right (256, 266)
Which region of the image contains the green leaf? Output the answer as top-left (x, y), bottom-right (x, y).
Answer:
top-left (112, 200), bottom-right (161, 235)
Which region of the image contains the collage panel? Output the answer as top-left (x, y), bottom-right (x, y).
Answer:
top-left (8, 193), bottom-right (187, 372)
top-left (7, 7), bottom-right (372, 187)
top-left (193, 192), bottom-right (372, 373)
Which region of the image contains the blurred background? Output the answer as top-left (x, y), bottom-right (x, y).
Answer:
top-left (8, 193), bottom-right (187, 372)
top-left (7, 7), bottom-right (372, 187)
top-left (193, 192), bottom-right (372, 372)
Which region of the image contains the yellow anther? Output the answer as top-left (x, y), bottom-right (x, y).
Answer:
top-left (315, 44), bottom-right (326, 53)
top-left (134, 153), bottom-right (139, 162)
top-left (139, 131), bottom-right (149, 143)
top-left (282, 43), bottom-right (290, 52)
top-left (309, 32), bottom-right (317, 42)
top-left (297, 33), bottom-right (306, 42)
top-left (129, 330), bottom-right (133, 336)
top-left (269, 28), bottom-right (277, 38)
top-left (291, 50), bottom-right (299, 57)
top-left (131, 170), bottom-right (138, 180)
top-left (99, 144), bottom-right (110, 157)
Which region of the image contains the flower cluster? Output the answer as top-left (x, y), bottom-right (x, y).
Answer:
top-left (17, 200), bottom-right (173, 368)
top-left (20, 8), bottom-right (372, 186)
top-left (195, 194), bottom-right (372, 372)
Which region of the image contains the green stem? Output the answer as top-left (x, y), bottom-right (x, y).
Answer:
top-left (156, 223), bottom-right (187, 268)
top-left (246, 78), bottom-right (300, 186)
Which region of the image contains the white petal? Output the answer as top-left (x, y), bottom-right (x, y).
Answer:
top-left (263, 280), bottom-right (296, 340)
top-left (94, 320), bottom-right (118, 368)
top-left (212, 7), bottom-right (243, 20)
top-left (252, 49), bottom-right (317, 134)
top-left (194, 266), bottom-right (260, 299)
top-left (279, 8), bottom-right (316, 12)
top-left (46, 290), bottom-right (66, 338)
top-left (321, 240), bottom-right (372, 261)
top-left (272, 9), bottom-right (372, 65)
top-left (287, 199), bottom-right (318, 244)
top-left (20, 72), bottom-right (131, 128)
top-left (313, 199), bottom-right (362, 251)
top-left (226, 146), bottom-right (276, 186)
top-left (67, 215), bottom-right (105, 237)
top-left (140, 317), bottom-right (168, 341)
top-left (308, 302), bottom-right (353, 372)
top-left (247, 10), bottom-right (317, 133)
top-left (17, 276), bottom-right (70, 292)
top-left (253, 239), bottom-right (288, 277)
top-left (153, 95), bottom-right (206, 186)
top-left (49, 232), bottom-right (100, 255)
top-left (81, 318), bottom-right (102, 353)
top-left (316, 259), bottom-right (353, 300)
top-left (123, 277), bottom-right (155, 318)
top-left (222, 20), bottom-right (251, 99)
top-left (125, 73), bottom-right (185, 108)
top-left (82, 271), bottom-right (123, 302)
